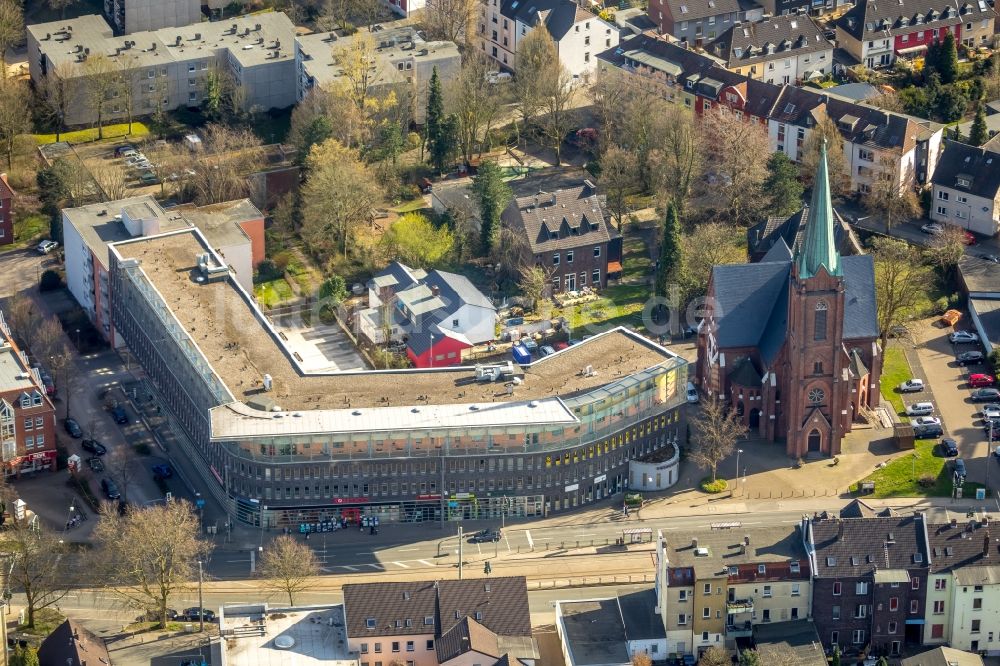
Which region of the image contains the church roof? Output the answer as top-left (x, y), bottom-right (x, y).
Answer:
top-left (841, 255), bottom-right (879, 340)
top-left (728, 357), bottom-right (763, 386)
top-left (760, 237), bottom-right (793, 263)
top-left (748, 207), bottom-right (856, 260)
top-left (796, 141), bottom-right (842, 279)
top-left (849, 347), bottom-right (869, 377)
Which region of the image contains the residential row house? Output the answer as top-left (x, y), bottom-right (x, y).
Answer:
top-left (650, 0), bottom-right (850, 42)
top-left (836, 0), bottom-right (996, 69)
top-left (929, 140), bottom-right (1000, 236)
top-left (597, 35), bottom-right (945, 195)
top-left (0, 310), bottom-right (58, 478)
top-left (654, 526), bottom-right (813, 656)
top-left (478, 0), bottom-right (619, 80)
top-left (707, 15), bottom-right (834, 85)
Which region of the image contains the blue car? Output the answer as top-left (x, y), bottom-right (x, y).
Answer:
top-left (111, 405), bottom-right (129, 424)
top-left (152, 464), bottom-right (173, 479)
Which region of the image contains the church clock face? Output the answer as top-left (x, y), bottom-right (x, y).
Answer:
top-left (808, 388), bottom-right (825, 404)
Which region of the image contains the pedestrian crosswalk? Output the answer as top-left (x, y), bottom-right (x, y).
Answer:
top-left (329, 559), bottom-right (438, 571)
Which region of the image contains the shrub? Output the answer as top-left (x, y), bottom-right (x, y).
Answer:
top-left (700, 477), bottom-right (728, 493)
top-left (319, 275), bottom-right (348, 305)
top-left (39, 269), bottom-right (63, 292)
top-left (272, 250), bottom-right (294, 271)
top-left (989, 349), bottom-right (1000, 375)
top-left (318, 303), bottom-right (338, 325)
top-left (917, 474), bottom-right (936, 488)
top-left (255, 259), bottom-right (283, 283)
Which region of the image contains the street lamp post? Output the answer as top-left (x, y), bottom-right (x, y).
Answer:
top-left (735, 449), bottom-right (743, 496)
top-left (75, 328), bottom-right (81, 351)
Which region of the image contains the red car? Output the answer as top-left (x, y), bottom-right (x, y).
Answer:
top-left (970, 373), bottom-right (996, 388)
top-left (963, 231), bottom-right (977, 245)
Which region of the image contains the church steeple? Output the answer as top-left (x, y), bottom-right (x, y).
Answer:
top-left (797, 139), bottom-right (842, 279)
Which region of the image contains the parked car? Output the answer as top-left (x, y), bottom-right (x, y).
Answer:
top-left (972, 388), bottom-right (1000, 402)
top-left (101, 478), bottom-right (121, 500)
top-left (912, 416), bottom-right (942, 427)
top-left (898, 378), bottom-right (925, 393)
top-left (957, 351), bottom-right (985, 365)
top-left (539, 345), bottom-right (556, 357)
top-left (183, 607), bottom-right (216, 622)
top-left (952, 458), bottom-right (967, 479)
top-left (686, 382), bottom-right (699, 403)
top-left (962, 231), bottom-right (977, 246)
top-left (905, 402), bottom-right (934, 416)
top-left (81, 438), bottom-right (107, 455)
top-left (136, 608), bottom-right (178, 622)
top-left (942, 438), bottom-right (959, 456)
top-left (914, 423), bottom-right (944, 439)
top-left (114, 145), bottom-right (136, 157)
top-left (949, 330), bottom-right (979, 344)
top-left (980, 404), bottom-right (1000, 420)
top-left (87, 456), bottom-right (104, 472)
top-left (921, 222), bottom-right (944, 235)
top-left (152, 464), bottom-right (173, 479)
top-left (138, 171), bottom-right (160, 185)
top-left (970, 373), bottom-right (995, 388)
top-left (36, 240), bottom-right (59, 255)
top-left (64, 418), bottom-right (83, 438)
top-left (984, 254), bottom-right (1000, 263)
top-left (983, 421), bottom-right (1000, 439)
top-left (468, 529), bottom-right (502, 543)
top-left (110, 404), bottom-right (129, 424)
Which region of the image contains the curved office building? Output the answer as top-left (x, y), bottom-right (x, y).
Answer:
top-left (110, 227), bottom-right (688, 527)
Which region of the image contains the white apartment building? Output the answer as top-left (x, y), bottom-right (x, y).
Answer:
top-left (104, 0), bottom-right (200, 35)
top-left (478, 0), bottom-right (619, 80)
top-left (930, 140), bottom-right (1000, 236)
top-left (27, 13), bottom-right (297, 128)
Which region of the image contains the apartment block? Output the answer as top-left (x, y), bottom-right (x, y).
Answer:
top-left (104, 0), bottom-right (201, 34)
top-left (707, 15), bottom-right (833, 85)
top-left (295, 25), bottom-right (460, 124)
top-left (930, 140), bottom-right (1000, 236)
top-left (27, 12), bottom-right (297, 127)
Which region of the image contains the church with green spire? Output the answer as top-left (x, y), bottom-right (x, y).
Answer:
top-left (695, 142), bottom-right (882, 459)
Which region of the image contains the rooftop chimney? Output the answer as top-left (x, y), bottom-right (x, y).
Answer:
top-left (985, 533), bottom-right (991, 558)
top-left (838, 521), bottom-right (845, 540)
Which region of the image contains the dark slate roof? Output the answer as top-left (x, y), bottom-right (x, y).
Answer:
top-left (38, 619), bottom-right (112, 666)
top-left (927, 520), bottom-right (1000, 573)
top-left (931, 139), bottom-right (1000, 201)
top-left (436, 617), bottom-right (499, 663)
top-left (837, 0), bottom-right (995, 42)
top-left (499, 0), bottom-right (596, 40)
top-left (501, 183), bottom-right (615, 255)
top-left (748, 207), bottom-right (857, 261)
top-left (709, 15), bottom-right (831, 68)
top-left (618, 589), bottom-right (666, 641)
top-left (729, 356), bottom-right (763, 386)
top-left (752, 620), bottom-right (827, 666)
top-left (663, 0), bottom-right (742, 22)
top-left (343, 581), bottom-right (439, 637)
top-left (425, 270), bottom-right (495, 311)
top-left (760, 237), bottom-right (794, 264)
top-left (839, 499), bottom-right (897, 518)
top-left (407, 326), bottom-right (472, 357)
top-left (842, 255), bottom-right (879, 340)
top-left (557, 599), bottom-right (630, 666)
top-left (710, 260), bottom-right (790, 349)
top-left (849, 348), bottom-right (869, 377)
top-left (808, 515), bottom-right (930, 578)
top-left (437, 577), bottom-right (532, 638)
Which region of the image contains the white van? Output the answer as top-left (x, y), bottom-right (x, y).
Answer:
top-left (905, 402), bottom-right (934, 416)
top-left (686, 382), bottom-right (699, 403)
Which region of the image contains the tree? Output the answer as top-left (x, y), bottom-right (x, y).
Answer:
top-left (863, 154), bottom-right (920, 230)
top-left (647, 103), bottom-right (703, 216)
top-left (698, 646), bottom-right (731, 666)
top-left (764, 152), bottom-right (804, 217)
top-left (1, 524), bottom-right (74, 628)
top-left (632, 654), bottom-right (653, 666)
top-left (319, 275), bottom-right (348, 305)
top-left (800, 116), bottom-right (850, 197)
top-left (92, 161), bottom-right (132, 202)
top-left (925, 223), bottom-right (967, 272)
top-left (832, 646), bottom-right (841, 666)
top-left (9, 646), bottom-right (39, 666)
top-left (689, 397), bottom-right (748, 483)
top-left (426, 66), bottom-right (445, 165)
top-left (511, 28), bottom-right (553, 146)
top-left (290, 86), bottom-right (367, 155)
top-left (258, 535), bottom-right (321, 606)
top-left (83, 54), bottom-right (120, 140)
top-left (0, 0), bottom-right (23, 77)
top-left (518, 265), bottom-right (548, 312)
top-left (188, 124), bottom-right (265, 205)
top-left (424, 0), bottom-right (477, 45)
top-left (4, 293), bottom-right (41, 353)
top-left (536, 53), bottom-right (577, 165)
top-left (48, 343), bottom-right (78, 419)
top-left (701, 108), bottom-right (771, 225)
top-left (429, 112), bottom-right (459, 174)
top-left (46, 0), bottom-right (79, 19)
top-left (0, 78), bottom-right (30, 168)
top-left (38, 62), bottom-right (78, 143)
top-left (300, 138), bottom-right (382, 259)
top-left (107, 445), bottom-right (138, 504)
top-left (449, 53), bottom-right (507, 164)
top-left (90, 500), bottom-right (210, 629)
top-left (680, 223), bottom-right (746, 303)
top-left (382, 212), bottom-right (455, 267)
top-left (969, 103), bottom-right (989, 146)
top-left (600, 145), bottom-right (635, 231)
top-left (872, 237), bottom-right (932, 345)
top-left (114, 53), bottom-right (140, 134)
top-left (741, 650), bottom-right (762, 666)
top-left (655, 202), bottom-right (682, 300)
top-left (334, 32), bottom-right (381, 113)
top-left (472, 160), bottom-right (512, 256)
top-left (936, 33), bottom-right (959, 84)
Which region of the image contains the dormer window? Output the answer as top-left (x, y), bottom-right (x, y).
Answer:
top-left (734, 47), bottom-right (743, 57)
top-left (366, 618), bottom-right (377, 629)
top-left (957, 176), bottom-right (972, 188)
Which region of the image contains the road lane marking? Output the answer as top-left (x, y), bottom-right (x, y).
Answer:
top-left (417, 560), bottom-right (433, 566)
top-left (341, 565), bottom-right (359, 571)
top-left (398, 548), bottom-right (420, 552)
top-left (364, 563), bottom-right (383, 569)
top-left (525, 530), bottom-right (534, 548)
top-left (393, 562), bottom-right (410, 568)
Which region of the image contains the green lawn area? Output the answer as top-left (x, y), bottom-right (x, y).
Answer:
top-left (17, 607), bottom-right (65, 637)
top-left (6, 213), bottom-right (50, 250)
top-left (392, 199), bottom-right (431, 214)
top-left (850, 439), bottom-right (988, 498)
top-left (33, 122), bottom-right (150, 145)
top-left (880, 346), bottom-right (912, 416)
top-left (254, 278), bottom-right (295, 308)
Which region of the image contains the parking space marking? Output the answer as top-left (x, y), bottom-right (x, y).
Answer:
top-left (393, 561), bottom-right (410, 568)
top-left (417, 559), bottom-right (433, 566)
top-left (525, 530), bottom-right (534, 548)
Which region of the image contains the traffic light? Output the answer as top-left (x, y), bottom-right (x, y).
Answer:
top-left (484, 561), bottom-right (492, 575)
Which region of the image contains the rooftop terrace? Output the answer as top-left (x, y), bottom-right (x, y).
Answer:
top-left (114, 229), bottom-right (680, 412)
top-left (218, 604), bottom-right (355, 666)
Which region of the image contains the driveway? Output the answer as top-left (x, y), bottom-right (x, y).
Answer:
top-left (0, 249), bottom-right (55, 298)
top-left (914, 319), bottom-right (999, 488)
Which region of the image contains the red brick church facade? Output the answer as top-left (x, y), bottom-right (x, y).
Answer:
top-left (696, 145), bottom-right (881, 458)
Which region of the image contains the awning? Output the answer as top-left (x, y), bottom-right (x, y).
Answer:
top-left (897, 44), bottom-right (928, 55)
top-left (874, 569), bottom-right (911, 584)
top-left (607, 261), bottom-right (623, 274)
top-left (905, 619), bottom-right (925, 625)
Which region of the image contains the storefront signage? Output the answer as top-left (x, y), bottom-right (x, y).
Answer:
top-left (333, 497), bottom-right (371, 504)
top-left (565, 483), bottom-right (579, 492)
top-left (594, 474), bottom-right (607, 484)
top-left (453, 493), bottom-right (474, 499)
top-left (417, 494), bottom-right (442, 500)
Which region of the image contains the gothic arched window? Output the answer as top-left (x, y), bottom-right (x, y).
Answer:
top-left (814, 301), bottom-right (828, 341)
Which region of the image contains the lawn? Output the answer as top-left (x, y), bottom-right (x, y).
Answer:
top-left (17, 607), bottom-right (65, 637)
top-left (254, 278), bottom-right (295, 308)
top-left (392, 199), bottom-right (431, 214)
top-left (7, 213), bottom-right (50, 250)
top-left (849, 439), bottom-right (988, 498)
top-left (33, 122), bottom-right (150, 145)
top-left (880, 346), bottom-right (912, 416)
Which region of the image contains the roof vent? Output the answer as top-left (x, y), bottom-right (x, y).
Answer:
top-left (352, 410), bottom-right (362, 416)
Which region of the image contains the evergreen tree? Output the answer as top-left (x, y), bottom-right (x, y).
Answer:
top-left (655, 202), bottom-right (682, 300)
top-left (425, 66), bottom-right (445, 168)
top-left (472, 160), bottom-right (512, 256)
top-left (429, 114), bottom-right (459, 173)
top-left (937, 33), bottom-right (959, 84)
top-left (832, 646), bottom-right (841, 666)
top-left (969, 103), bottom-right (989, 146)
top-left (764, 152), bottom-right (804, 217)
top-left (924, 40), bottom-right (939, 78)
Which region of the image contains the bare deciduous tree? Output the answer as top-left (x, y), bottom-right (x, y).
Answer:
top-left (647, 104), bottom-right (703, 216)
top-left (701, 108), bottom-right (772, 225)
top-left (698, 646), bottom-right (731, 666)
top-left (1, 524), bottom-right (74, 628)
top-left (258, 535), bottom-right (321, 605)
top-left (91, 500), bottom-right (210, 629)
top-left (863, 153), bottom-right (920, 230)
top-left (4, 293), bottom-right (41, 353)
top-left (537, 59), bottom-right (577, 166)
top-left (511, 28), bottom-right (552, 147)
top-left (188, 124), bottom-right (265, 205)
top-left (800, 115), bottom-right (850, 197)
top-left (689, 398), bottom-right (748, 483)
top-left (600, 145), bottom-right (635, 231)
top-left (423, 0), bottom-right (477, 45)
top-left (46, 0), bottom-right (80, 19)
top-left (448, 52), bottom-right (508, 164)
top-left (872, 236), bottom-right (932, 346)
top-left (0, 0), bottom-right (23, 77)
top-left (92, 160), bottom-right (132, 202)
top-left (924, 224), bottom-right (967, 271)
top-left (83, 54), bottom-right (120, 140)
top-left (37, 62), bottom-right (78, 143)
top-left (107, 444), bottom-right (139, 504)
top-left (0, 78), bottom-right (30, 168)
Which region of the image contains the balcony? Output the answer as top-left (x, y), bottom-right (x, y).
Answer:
top-left (726, 621), bottom-right (752, 637)
top-left (727, 598), bottom-right (754, 614)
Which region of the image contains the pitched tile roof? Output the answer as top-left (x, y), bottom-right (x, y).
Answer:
top-left (927, 519), bottom-right (1000, 572)
top-left (663, 0), bottom-right (743, 22)
top-left (499, 0), bottom-right (598, 40)
top-left (748, 208), bottom-right (857, 261)
top-left (901, 646), bottom-right (985, 666)
top-left (709, 15), bottom-right (831, 67)
top-left (501, 183), bottom-right (616, 255)
top-left (343, 581), bottom-right (439, 637)
top-left (808, 514), bottom-right (930, 578)
top-left (436, 577), bottom-right (532, 637)
top-left (931, 139), bottom-right (1000, 201)
top-left (837, 0), bottom-right (995, 42)
top-left (38, 619), bottom-right (112, 666)
top-left (436, 616), bottom-right (500, 663)
top-left (839, 499), bottom-right (897, 518)
top-left (752, 620), bottom-right (827, 666)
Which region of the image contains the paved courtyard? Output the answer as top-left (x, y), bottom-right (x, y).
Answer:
top-left (273, 321), bottom-right (367, 372)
